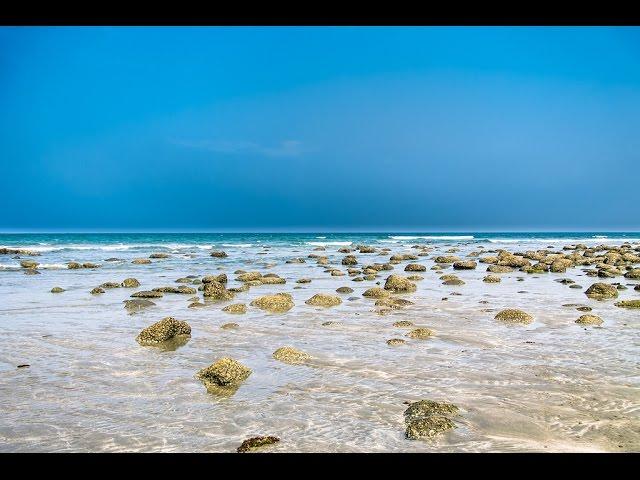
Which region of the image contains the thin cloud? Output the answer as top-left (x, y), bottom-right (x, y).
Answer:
top-left (175, 139), bottom-right (304, 158)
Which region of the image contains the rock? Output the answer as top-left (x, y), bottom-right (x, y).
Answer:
top-left (342, 255), bottom-right (358, 265)
top-left (624, 269), bottom-right (640, 279)
top-left (203, 274), bottom-right (227, 284)
top-left (305, 293), bottom-right (342, 307)
top-left (131, 290), bottom-right (163, 298)
top-left (197, 357), bottom-right (251, 390)
top-left (132, 258), bottom-right (151, 265)
top-left (250, 293), bottom-right (294, 312)
top-left (100, 282), bottom-right (121, 289)
top-left (296, 278), bottom-right (312, 284)
top-left (20, 260), bottom-right (38, 269)
top-left (358, 246), bottom-right (376, 253)
top-left (494, 309), bottom-right (533, 324)
top-left (203, 281), bottom-right (234, 300)
top-left (82, 262), bottom-right (100, 269)
top-left (236, 272), bottom-right (262, 282)
top-left (453, 261), bottom-right (477, 270)
top-left (273, 346), bottom-right (311, 364)
top-left (433, 256), bottom-right (460, 264)
top-left (576, 315), bottom-right (603, 326)
top-left (405, 328), bottom-right (434, 339)
top-left (152, 286), bottom-right (197, 294)
top-left (237, 436), bottom-right (280, 453)
top-left (404, 400), bottom-right (459, 440)
top-left (67, 262), bottom-right (82, 269)
top-left (121, 278), bottom-right (140, 288)
top-left (123, 299), bottom-right (155, 310)
top-left (362, 287), bottom-right (390, 298)
top-left (387, 338), bottom-right (406, 346)
top-left (260, 275), bottom-right (286, 284)
top-left (614, 300), bottom-right (640, 308)
top-left (90, 287), bottom-right (105, 295)
top-left (221, 323), bottom-right (239, 329)
top-left (393, 320), bottom-right (414, 328)
top-left (487, 265), bottom-right (513, 273)
top-left (585, 283), bottom-right (619, 299)
top-left (384, 274), bottom-right (417, 293)
top-left (286, 257), bottom-right (306, 264)
top-left (577, 306), bottom-right (592, 312)
top-left (149, 253), bottom-right (169, 259)
top-left (336, 286), bottom-right (354, 294)
top-left (210, 251), bottom-right (228, 258)
top-left (443, 278), bottom-right (465, 286)
top-left (404, 263), bottom-right (426, 272)
top-left (222, 303), bottom-right (247, 314)
top-left (136, 317), bottom-right (191, 346)
top-left (483, 275), bottom-right (501, 283)
top-left (50, 287), bottom-right (65, 293)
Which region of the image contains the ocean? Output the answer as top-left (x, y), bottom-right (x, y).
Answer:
top-left (0, 232), bottom-right (638, 452)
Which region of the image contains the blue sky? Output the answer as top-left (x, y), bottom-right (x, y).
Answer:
top-left (1, 27), bottom-right (639, 231)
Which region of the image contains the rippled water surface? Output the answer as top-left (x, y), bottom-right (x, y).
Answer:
top-left (0, 232), bottom-right (638, 452)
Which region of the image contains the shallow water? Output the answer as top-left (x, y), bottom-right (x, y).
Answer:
top-left (0, 232), bottom-right (639, 452)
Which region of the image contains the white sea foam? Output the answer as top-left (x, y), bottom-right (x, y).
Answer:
top-left (389, 235), bottom-right (475, 241)
top-left (222, 243), bottom-right (252, 248)
top-left (306, 241), bottom-right (353, 246)
top-left (487, 237), bottom-right (639, 244)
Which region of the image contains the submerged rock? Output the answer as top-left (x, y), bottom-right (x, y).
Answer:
top-left (237, 436), bottom-right (280, 453)
top-left (90, 287), bottom-right (105, 295)
top-left (149, 253), bottom-right (169, 259)
top-left (123, 299), bottom-right (155, 310)
top-left (221, 322), bottom-right (240, 330)
top-left (387, 338), bottom-right (406, 346)
top-left (494, 309), bottom-right (533, 324)
top-left (222, 303), bottom-right (247, 314)
top-left (136, 317), bottom-right (191, 346)
top-left (297, 278), bottom-right (312, 284)
top-left (20, 260), bottom-right (38, 269)
top-left (336, 286), bottom-right (354, 294)
top-left (585, 283), bottom-right (619, 299)
top-left (576, 314), bottom-right (603, 326)
top-left (273, 346), bottom-right (311, 364)
top-left (100, 282), bottom-right (121, 289)
top-left (131, 258), bottom-right (152, 265)
top-left (483, 275), bottom-right (501, 283)
top-left (375, 298), bottom-right (414, 309)
top-left (487, 265), bottom-right (513, 273)
top-left (250, 293), bottom-right (294, 312)
top-left (393, 320), bottom-right (414, 328)
top-left (50, 287), bottom-right (65, 293)
top-left (197, 357), bottom-right (251, 389)
top-left (305, 293), bottom-right (342, 307)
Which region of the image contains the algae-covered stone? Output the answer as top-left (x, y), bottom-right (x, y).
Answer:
top-left (50, 287), bottom-right (65, 293)
top-left (250, 293), bottom-right (294, 312)
top-left (123, 299), bottom-right (155, 310)
top-left (614, 300), bottom-right (640, 308)
top-left (197, 357), bottom-right (251, 389)
top-left (149, 253), bottom-right (169, 259)
top-left (90, 287), bottom-right (105, 295)
top-left (136, 317), bottom-right (191, 346)
top-left (221, 322), bottom-right (239, 329)
top-left (237, 436), bottom-right (280, 453)
top-left (210, 251), bottom-right (228, 258)
top-left (443, 278), bottom-right (465, 286)
top-left (236, 271), bottom-right (262, 282)
top-left (404, 399), bottom-right (459, 440)
top-left (494, 309), bottom-right (533, 324)
top-left (132, 258), bottom-right (152, 264)
top-left (387, 338), bottom-right (406, 346)
top-left (483, 275), bottom-right (501, 283)
top-left (131, 290), bottom-right (163, 298)
top-left (297, 278), bottom-right (312, 284)
top-left (585, 282), bottom-right (619, 299)
top-left (487, 265), bottom-right (513, 273)
top-left (453, 261), bottom-right (477, 270)
top-left (342, 255), bottom-right (358, 265)
top-left (100, 282), bottom-right (121, 289)
top-left (404, 263), bottom-right (426, 272)
top-left (222, 303), bottom-right (247, 314)
top-left (305, 293), bottom-right (342, 307)
top-left (153, 285), bottom-right (197, 294)
top-left (273, 346), bottom-right (311, 364)
top-left (203, 274), bottom-right (227, 284)
top-left (336, 286), bottom-right (354, 294)
top-left (433, 256), bottom-right (460, 264)
top-left (406, 328), bottom-right (434, 339)
top-left (384, 274), bottom-right (417, 293)
top-left (203, 281), bottom-right (234, 300)
top-left (20, 260), bottom-right (38, 269)
top-left (362, 287), bottom-right (390, 298)
top-left (121, 278), bottom-right (140, 288)
top-left (375, 298), bottom-right (414, 309)
top-left (576, 314), bottom-right (603, 326)
top-left (393, 320), bottom-right (414, 328)
top-left (260, 275), bottom-right (286, 285)
top-left (67, 262), bottom-right (82, 269)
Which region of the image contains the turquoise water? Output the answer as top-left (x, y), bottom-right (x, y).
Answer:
top-left (0, 232), bottom-right (638, 452)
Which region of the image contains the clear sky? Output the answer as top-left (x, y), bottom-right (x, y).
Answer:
top-left (1, 26), bottom-right (639, 232)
